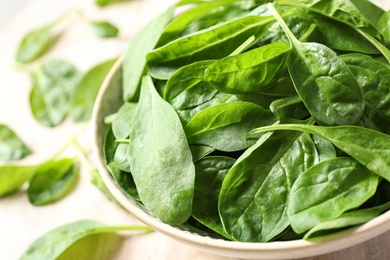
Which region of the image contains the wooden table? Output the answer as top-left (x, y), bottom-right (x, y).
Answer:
top-left (1, 0), bottom-right (390, 259)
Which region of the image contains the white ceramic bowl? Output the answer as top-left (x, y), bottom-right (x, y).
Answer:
top-left (92, 57), bottom-right (390, 259)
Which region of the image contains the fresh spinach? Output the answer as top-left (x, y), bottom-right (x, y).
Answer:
top-left (128, 75), bottom-right (195, 224)
top-left (0, 165), bottom-right (39, 197)
top-left (378, 11), bottom-right (390, 41)
top-left (29, 59), bottom-right (81, 127)
top-left (88, 21), bottom-right (119, 38)
top-left (70, 59), bottom-right (116, 122)
top-left (0, 124), bottom-right (31, 161)
top-left (20, 220), bottom-right (152, 260)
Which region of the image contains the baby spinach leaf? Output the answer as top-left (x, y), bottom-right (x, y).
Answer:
top-left (0, 124), bottom-right (31, 161)
top-left (312, 135), bottom-right (337, 162)
top-left (184, 101), bottom-right (277, 152)
top-left (288, 157), bottom-right (379, 233)
top-left (128, 75), bottom-right (195, 225)
top-left (29, 59), bottom-right (81, 127)
top-left (250, 123), bottom-right (390, 182)
top-left (349, 0), bottom-right (385, 25)
top-left (341, 53), bottom-right (390, 133)
top-left (269, 95), bottom-right (309, 120)
top-left (111, 102), bottom-right (137, 140)
top-left (204, 42), bottom-right (290, 94)
top-left (219, 130), bottom-right (318, 242)
top-left (123, 5), bottom-right (175, 101)
top-left (20, 219), bottom-right (152, 260)
top-left (147, 15), bottom-right (277, 79)
top-left (276, 0), bottom-right (385, 42)
top-left (70, 59), bottom-right (116, 122)
top-left (268, 4), bottom-right (365, 126)
top-left (377, 11), bottom-right (390, 42)
top-left (304, 201), bottom-right (390, 240)
top-left (88, 21), bottom-right (119, 38)
top-left (312, 14), bottom-right (379, 54)
top-left (16, 23), bottom-right (58, 63)
top-left (103, 127), bottom-right (139, 201)
top-left (158, 0), bottom-right (239, 46)
top-left (27, 158), bottom-right (79, 206)
top-left (0, 165), bottom-right (39, 197)
top-left (192, 156), bottom-right (236, 239)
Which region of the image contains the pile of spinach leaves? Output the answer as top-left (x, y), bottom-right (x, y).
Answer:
top-left (104, 0), bottom-right (390, 242)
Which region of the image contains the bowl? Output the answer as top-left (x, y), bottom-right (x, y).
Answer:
top-left (92, 57), bottom-right (390, 259)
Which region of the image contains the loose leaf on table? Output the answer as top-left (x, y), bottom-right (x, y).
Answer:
top-left (88, 21), bottom-right (119, 38)
top-left (288, 157), bottom-right (379, 233)
top-left (250, 123), bottom-right (390, 182)
top-left (192, 156), bottom-right (236, 239)
top-left (20, 220), bottom-right (153, 260)
top-left (103, 126), bottom-right (139, 201)
top-left (147, 14), bottom-right (279, 79)
top-left (123, 5), bottom-right (175, 101)
top-left (0, 124), bottom-right (31, 161)
top-left (15, 17), bottom-right (62, 63)
top-left (184, 101), bottom-right (277, 152)
top-left (219, 130), bottom-right (318, 242)
top-left (27, 158), bottom-right (79, 206)
top-left (128, 75), bottom-right (195, 225)
top-left (204, 42), bottom-right (290, 94)
top-left (268, 4), bottom-right (365, 126)
top-left (0, 165), bottom-right (39, 197)
top-left (69, 58), bottom-right (116, 122)
top-left (95, 0), bottom-right (130, 6)
top-left (304, 201), bottom-right (390, 240)
top-left (29, 59), bottom-right (81, 127)
top-left (341, 53), bottom-right (390, 134)
top-left (111, 102), bottom-right (137, 140)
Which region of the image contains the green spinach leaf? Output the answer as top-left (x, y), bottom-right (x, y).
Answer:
top-left (27, 158), bottom-right (79, 206)
top-left (128, 75), bottom-right (195, 224)
top-left (0, 124), bottom-right (31, 161)
top-left (88, 21), bottom-right (119, 38)
top-left (0, 165), bottom-right (39, 197)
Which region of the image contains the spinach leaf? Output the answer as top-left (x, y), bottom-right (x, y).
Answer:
top-left (103, 127), bottom-right (139, 201)
top-left (0, 124), bottom-right (31, 161)
top-left (27, 158), bottom-right (78, 206)
top-left (276, 0), bottom-right (385, 42)
top-left (250, 123), bottom-right (390, 182)
top-left (288, 157), bottom-right (379, 233)
top-left (341, 53), bottom-right (390, 133)
top-left (377, 11), bottom-right (390, 42)
top-left (312, 14), bottom-right (379, 54)
top-left (268, 4), bottom-right (365, 126)
top-left (88, 21), bottom-right (119, 38)
top-left (20, 220), bottom-right (152, 260)
top-left (189, 144), bottom-right (215, 162)
top-left (128, 75), bottom-right (195, 225)
top-left (30, 59), bottom-right (81, 127)
top-left (269, 95), bottom-right (309, 120)
top-left (111, 102), bottom-right (137, 139)
top-left (123, 5), bottom-right (175, 101)
top-left (350, 0), bottom-right (384, 25)
top-left (204, 42), bottom-right (290, 94)
top-left (219, 131), bottom-right (318, 242)
top-left (192, 156), bottom-right (236, 239)
top-left (304, 201), bottom-right (390, 240)
top-left (184, 101), bottom-right (277, 152)
top-left (312, 135), bottom-right (337, 162)
top-left (70, 59), bottom-right (116, 122)
top-left (0, 165), bottom-right (39, 197)
top-left (147, 14), bottom-right (278, 79)
top-left (16, 21), bottom-right (59, 63)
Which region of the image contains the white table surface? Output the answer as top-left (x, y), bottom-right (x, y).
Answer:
top-left (1, 0), bottom-right (390, 260)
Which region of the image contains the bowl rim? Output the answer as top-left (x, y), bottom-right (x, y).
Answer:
top-left (91, 57), bottom-right (390, 259)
